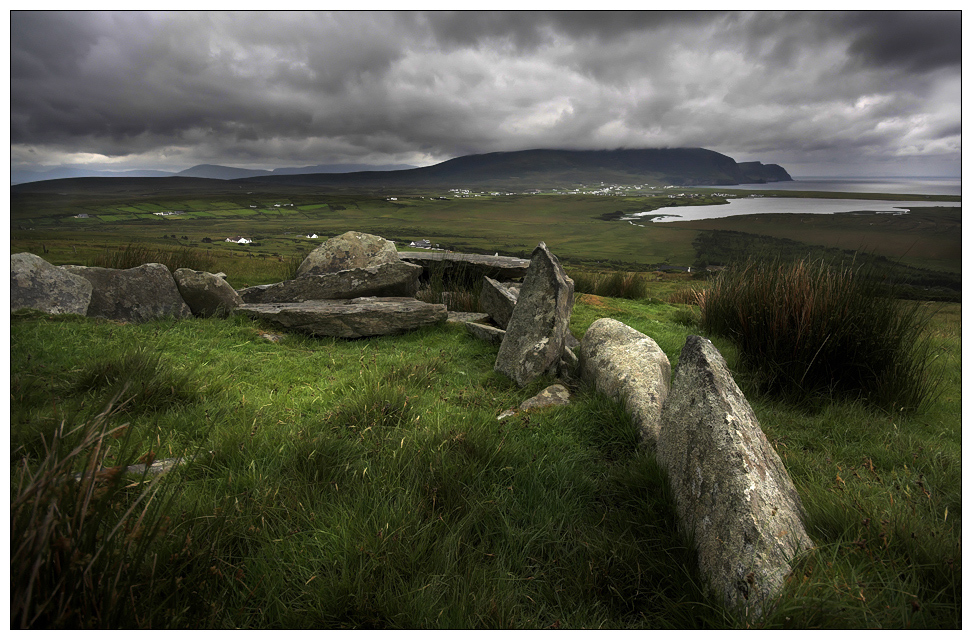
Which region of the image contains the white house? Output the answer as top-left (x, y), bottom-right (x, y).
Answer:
top-left (409, 239), bottom-right (432, 249)
top-left (225, 236), bottom-right (252, 244)
top-left (306, 233), bottom-right (318, 239)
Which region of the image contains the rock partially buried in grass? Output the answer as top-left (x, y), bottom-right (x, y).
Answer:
top-left (519, 383), bottom-right (571, 412)
top-left (579, 318), bottom-right (670, 444)
top-left (656, 334), bottom-right (813, 617)
top-left (11, 252), bottom-right (92, 315)
top-left (234, 297), bottom-right (447, 339)
top-left (465, 321), bottom-right (505, 345)
top-left (494, 242), bottom-right (574, 387)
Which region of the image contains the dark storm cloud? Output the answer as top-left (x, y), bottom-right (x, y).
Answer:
top-left (9, 10), bottom-right (961, 176)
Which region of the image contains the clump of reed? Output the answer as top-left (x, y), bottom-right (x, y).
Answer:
top-left (698, 256), bottom-right (938, 410)
top-left (569, 269), bottom-right (652, 301)
top-left (667, 285), bottom-right (705, 306)
top-left (10, 395), bottom-right (179, 628)
top-left (93, 243), bottom-right (217, 273)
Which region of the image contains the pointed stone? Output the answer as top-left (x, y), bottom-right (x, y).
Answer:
top-left (494, 242), bottom-right (574, 387)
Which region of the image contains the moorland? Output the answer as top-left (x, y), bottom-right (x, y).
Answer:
top-left (9, 172), bottom-right (962, 629)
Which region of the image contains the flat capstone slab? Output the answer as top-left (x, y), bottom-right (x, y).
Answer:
top-left (234, 297), bottom-right (447, 339)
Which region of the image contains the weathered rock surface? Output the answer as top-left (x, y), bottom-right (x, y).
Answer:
top-left (480, 276), bottom-right (519, 329)
top-left (233, 297), bottom-right (446, 338)
top-left (173, 268), bottom-right (243, 318)
top-left (446, 311), bottom-right (491, 324)
top-left (519, 383), bottom-right (571, 412)
top-left (297, 231), bottom-right (400, 276)
top-left (399, 252), bottom-right (530, 282)
top-left (11, 252), bottom-right (92, 315)
top-left (656, 335), bottom-right (813, 616)
top-left (238, 261), bottom-right (423, 303)
top-left (61, 263), bottom-right (192, 322)
top-left (580, 318), bottom-right (671, 444)
top-left (494, 242), bottom-right (574, 387)
top-left (465, 321), bottom-right (505, 345)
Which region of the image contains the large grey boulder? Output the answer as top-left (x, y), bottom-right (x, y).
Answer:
top-left (579, 318), bottom-right (671, 444)
top-left (494, 242), bottom-right (574, 387)
top-left (61, 263), bottom-right (192, 322)
top-left (399, 251), bottom-right (531, 282)
top-left (296, 230), bottom-right (400, 276)
top-left (233, 297), bottom-right (447, 339)
top-left (11, 252), bottom-right (92, 315)
top-left (237, 261), bottom-right (423, 303)
top-left (656, 335), bottom-right (813, 616)
top-left (480, 277), bottom-right (519, 329)
top-left (173, 268), bottom-right (244, 318)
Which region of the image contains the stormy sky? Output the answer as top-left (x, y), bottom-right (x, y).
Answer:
top-left (9, 10), bottom-right (962, 177)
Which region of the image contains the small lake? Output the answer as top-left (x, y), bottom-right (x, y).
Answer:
top-left (629, 196), bottom-right (960, 224)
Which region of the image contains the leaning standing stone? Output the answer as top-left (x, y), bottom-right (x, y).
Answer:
top-left (656, 335), bottom-right (813, 617)
top-left (11, 252), bottom-right (92, 315)
top-left (494, 242), bottom-right (574, 387)
top-left (579, 318), bottom-right (670, 444)
top-left (173, 268), bottom-right (244, 318)
top-left (479, 276), bottom-right (519, 329)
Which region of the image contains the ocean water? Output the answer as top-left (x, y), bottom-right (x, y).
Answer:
top-left (725, 176), bottom-right (961, 196)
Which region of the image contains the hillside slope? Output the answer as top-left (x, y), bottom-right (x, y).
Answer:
top-left (241, 148), bottom-right (792, 189)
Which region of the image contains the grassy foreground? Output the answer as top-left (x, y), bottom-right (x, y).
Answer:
top-left (9, 293), bottom-right (961, 628)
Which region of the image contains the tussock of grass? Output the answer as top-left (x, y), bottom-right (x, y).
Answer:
top-left (698, 257), bottom-right (939, 411)
top-left (569, 269), bottom-right (652, 301)
top-left (414, 259), bottom-right (485, 312)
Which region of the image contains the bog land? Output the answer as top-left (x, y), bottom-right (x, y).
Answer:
top-left (9, 183), bottom-right (961, 297)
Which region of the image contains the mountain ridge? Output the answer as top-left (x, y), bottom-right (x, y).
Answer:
top-left (11, 148), bottom-right (792, 191)
top-left (10, 162), bottom-right (418, 185)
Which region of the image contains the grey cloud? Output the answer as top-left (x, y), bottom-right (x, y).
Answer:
top-left (9, 10), bottom-right (961, 176)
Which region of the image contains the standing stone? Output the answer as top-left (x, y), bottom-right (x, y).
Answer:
top-left (296, 231), bottom-right (401, 276)
top-left (579, 318), bottom-right (671, 444)
top-left (62, 263), bottom-right (192, 323)
top-left (480, 277), bottom-right (519, 329)
top-left (656, 335), bottom-right (813, 616)
top-left (494, 242), bottom-right (574, 387)
top-left (11, 253), bottom-right (92, 315)
top-left (173, 268), bottom-right (244, 318)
